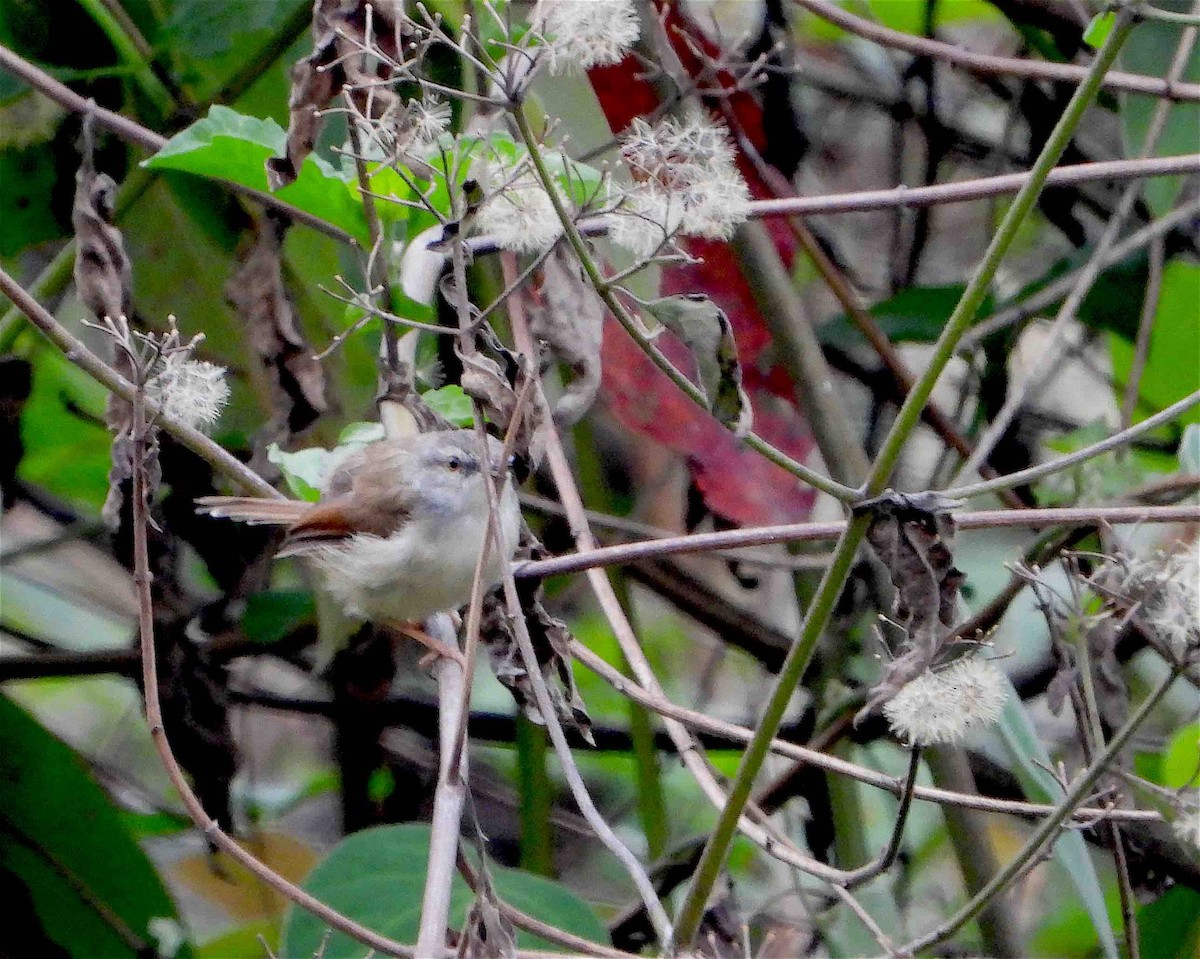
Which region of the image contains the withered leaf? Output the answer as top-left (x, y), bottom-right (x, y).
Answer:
top-left (862, 490), bottom-right (963, 649)
top-left (459, 896), bottom-right (517, 959)
top-left (480, 538), bottom-right (593, 745)
top-left (226, 213), bottom-right (326, 438)
top-left (72, 161), bottom-right (131, 324)
top-left (856, 490), bottom-right (965, 723)
top-left (644, 294), bottom-right (752, 438)
top-left (266, 0), bottom-right (344, 190)
top-left (267, 0), bottom-right (404, 190)
top-left (531, 247), bottom-right (604, 427)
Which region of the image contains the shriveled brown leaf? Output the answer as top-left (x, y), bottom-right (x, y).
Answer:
top-left (644, 294), bottom-right (752, 437)
top-left (696, 882), bottom-right (746, 959)
top-left (480, 537), bottom-right (593, 745)
top-left (266, 0), bottom-right (344, 190)
top-left (863, 490), bottom-right (963, 648)
top-left (458, 896), bottom-right (517, 959)
top-left (531, 247), bottom-right (604, 427)
top-left (226, 213), bottom-right (326, 444)
top-left (72, 160), bottom-right (131, 324)
top-left (857, 491), bottom-right (965, 721)
top-left (267, 0), bottom-right (403, 190)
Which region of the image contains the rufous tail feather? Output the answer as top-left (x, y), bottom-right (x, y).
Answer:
top-left (195, 496), bottom-right (309, 526)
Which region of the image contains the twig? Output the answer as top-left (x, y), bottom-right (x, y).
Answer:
top-left (1121, 234), bottom-right (1166, 431)
top-left (960, 196), bottom-right (1200, 350)
top-left (497, 556), bottom-right (673, 943)
top-left (830, 885), bottom-right (896, 957)
top-left (516, 504), bottom-right (1200, 580)
top-left (789, 0), bottom-right (1200, 100)
top-left (947, 389), bottom-right (1200, 499)
top-left (0, 266), bottom-right (278, 499)
top-left (415, 618), bottom-right (469, 957)
top-left (0, 44), bottom-right (353, 244)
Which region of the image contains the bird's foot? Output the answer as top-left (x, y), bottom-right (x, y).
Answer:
top-left (390, 621), bottom-right (467, 670)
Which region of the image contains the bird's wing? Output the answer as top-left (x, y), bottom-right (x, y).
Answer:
top-left (195, 496), bottom-right (309, 525)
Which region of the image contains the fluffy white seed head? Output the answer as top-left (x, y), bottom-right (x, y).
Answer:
top-left (1173, 806), bottom-right (1200, 850)
top-left (476, 157), bottom-right (565, 254)
top-left (1112, 545), bottom-right (1200, 660)
top-left (612, 110), bottom-right (750, 255)
top-left (536, 0), bottom-right (641, 74)
top-left (145, 355), bottom-right (230, 432)
top-left (883, 657), bottom-right (1009, 747)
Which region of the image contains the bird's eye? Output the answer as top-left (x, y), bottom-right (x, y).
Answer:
top-left (447, 457), bottom-right (462, 472)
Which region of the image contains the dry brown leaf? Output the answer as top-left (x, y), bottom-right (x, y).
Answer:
top-left (459, 896), bottom-right (517, 959)
top-left (857, 491), bottom-right (965, 720)
top-left (72, 160), bottom-right (131, 324)
top-left (531, 247), bottom-right (604, 427)
top-left (480, 537), bottom-right (593, 745)
top-left (226, 213), bottom-right (326, 444)
top-left (267, 0), bottom-right (403, 190)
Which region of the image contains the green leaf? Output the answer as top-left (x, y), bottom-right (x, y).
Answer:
top-left (142, 106), bottom-right (368, 241)
top-left (1110, 262), bottom-right (1200, 427)
top-left (1161, 722), bottom-right (1200, 789)
top-left (282, 823), bottom-right (609, 956)
top-left (266, 444), bottom-right (329, 501)
top-left (1138, 886), bottom-right (1200, 959)
top-left (992, 681), bottom-right (1119, 959)
top-left (645, 294), bottom-right (753, 436)
top-left (241, 589), bottom-right (317, 645)
top-left (337, 421), bottom-right (386, 446)
top-left (819, 285), bottom-right (981, 350)
top-left (422, 384), bottom-right (475, 426)
top-left (1083, 11), bottom-right (1115, 49)
top-left (0, 694), bottom-right (191, 959)
top-left (18, 342), bottom-right (112, 512)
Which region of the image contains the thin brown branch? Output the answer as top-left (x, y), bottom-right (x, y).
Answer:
top-left (790, 0), bottom-right (1200, 101)
top-left (567, 640), bottom-right (1163, 826)
top-left (0, 266), bottom-right (278, 498)
top-left (516, 504), bottom-right (1200, 580)
top-left (0, 43), bottom-right (353, 244)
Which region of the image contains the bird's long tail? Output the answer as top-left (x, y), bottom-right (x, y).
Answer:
top-left (195, 496), bottom-right (309, 526)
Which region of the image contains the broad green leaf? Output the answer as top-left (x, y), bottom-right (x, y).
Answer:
top-left (241, 589), bottom-right (317, 645)
top-left (1138, 886), bottom-right (1200, 959)
top-left (142, 106), bottom-right (368, 241)
top-left (1110, 262), bottom-right (1200, 427)
top-left (645, 294), bottom-right (752, 436)
top-left (1161, 722), bottom-right (1200, 789)
top-left (819, 284), bottom-right (985, 349)
top-left (992, 680), bottom-right (1119, 959)
top-left (337, 421), bottom-right (386, 446)
top-left (0, 141), bottom-right (64, 256)
top-left (282, 823), bottom-right (609, 956)
top-left (18, 342), bottom-right (112, 512)
top-left (423, 384), bottom-right (475, 426)
top-left (0, 694), bottom-right (191, 959)
top-left (1083, 12), bottom-right (1115, 49)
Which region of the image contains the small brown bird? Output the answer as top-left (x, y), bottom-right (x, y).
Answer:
top-left (198, 429), bottom-right (521, 666)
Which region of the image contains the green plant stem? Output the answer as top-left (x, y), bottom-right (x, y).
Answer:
top-left (923, 745), bottom-right (1023, 958)
top-left (670, 10), bottom-right (1138, 946)
top-left (76, 0), bottom-right (173, 116)
top-left (508, 104), bottom-right (858, 505)
top-left (900, 665), bottom-right (1181, 955)
top-left (515, 716), bottom-right (554, 877)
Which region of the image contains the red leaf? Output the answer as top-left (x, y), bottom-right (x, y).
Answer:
top-left (600, 320), bottom-right (816, 526)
